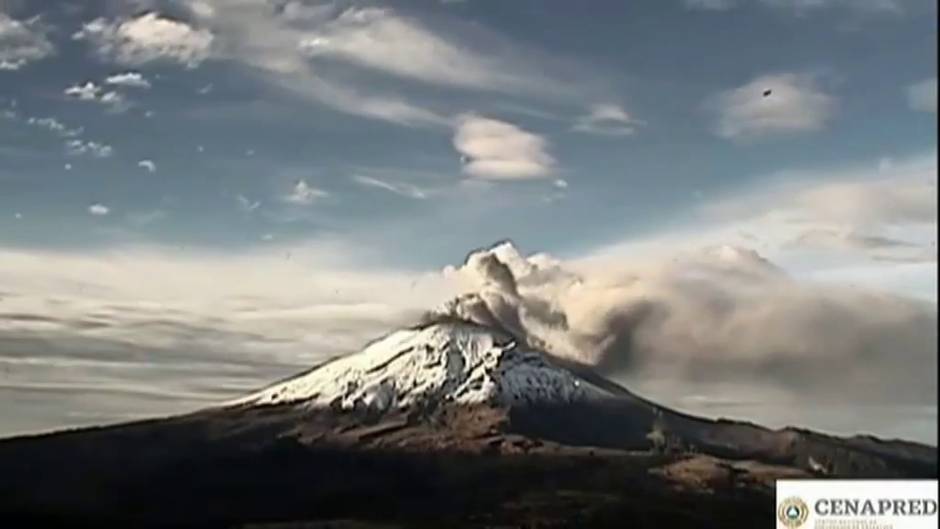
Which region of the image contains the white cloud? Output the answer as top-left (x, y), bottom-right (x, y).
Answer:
top-left (105, 71), bottom-right (151, 89)
top-left (710, 73), bottom-right (835, 140)
top-left (453, 114), bottom-right (556, 180)
top-left (26, 117), bottom-right (82, 137)
top-left (64, 81), bottom-right (102, 101)
top-left (169, 1), bottom-right (446, 125)
top-left (64, 81), bottom-right (129, 111)
top-left (137, 159), bottom-right (157, 173)
top-left (73, 13), bottom-right (213, 67)
top-left (0, 12), bottom-right (54, 70)
top-left (706, 154), bottom-right (937, 228)
top-left (352, 175), bottom-right (428, 199)
top-left (572, 103), bottom-right (643, 136)
top-left (186, 1), bottom-right (217, 19)
top-left (283, 179), bottom-right (329, 205)
top-left (297, 7), bottom-right (522, 91)
top-left (685, 0), bottom-right (903, 12)
top-left (684, 0), bottom-right (738, 10)
top-left (236, 194), bottom-right (261, 212)
top-left (168, 1), bottom-right (576, 126)
top-left (66, 139), bottom-right (114, 158)
top-left (907, 78), bottom-right (937, 113)
top-left (758, 0), bottom-right (902, 12)
top-left (88, 203), bottom-right (110, 216)
top-left (575, 152), bottom-right (936, 312)
top-left (99, 90), bottom-right (126, 107)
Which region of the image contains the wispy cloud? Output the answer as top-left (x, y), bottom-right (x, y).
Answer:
top-left (66, 139), bottom-right (113, 158)
top-left (177, 1), bottom-right (446, 125)
top-left (105, 71), bottom-right (151, 89)
top-left (758, 0), bottom-right (902, 13)
top-left (352, 175), bottom-right (428, 199)
top-left (786, 228), bottom-right (921, 252)
top-left (172, 1), bottom-right (584, 126)
top-left (64, 81), bottom-right (102, 101)
top-left (88, 203), bottom-right (110, 216)
top-left (26, 117), bottom-right (82, 137)
top-left (709, 72), bottom-right (835, 140)
top-left (297, 7), bottom-right (524, 91)
top-left (236, 194), bottom-right (261, 212)
top-left (73, 13), bottom-right (213, 67)
top-left (907, 77), bottom-right (937, 113)
top-left (283, 179), bottom-right (329, 205)
top-left (685, 0), bottom-right (903, 12)
top-left (137, 159), bottom-right (156, 173)
top-left (64, 81), bottom-right (130, 112)
top-left (684, 0), bottom-right (737, 10)
top-left (453, 114), bottom-right (556, 180)
top-left (680, 153), bottom-right (938, 268)
top-left (572, 103), bottom-right (643, 136)
top-left (0, 12), bottom-right (54, 70)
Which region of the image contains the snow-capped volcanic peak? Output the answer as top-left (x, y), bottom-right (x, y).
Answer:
top-left (231, 321), bottom-right (610, 412)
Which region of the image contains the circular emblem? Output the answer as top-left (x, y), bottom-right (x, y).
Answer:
top-left (777, 496), bottom-right (810, 528)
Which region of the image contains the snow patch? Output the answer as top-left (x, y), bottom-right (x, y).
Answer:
top-left (230, 321), bottom-right (611, 412)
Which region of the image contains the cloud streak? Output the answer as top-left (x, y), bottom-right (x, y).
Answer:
top-left (572, 103), bottom-right (642, 136)
top-left (352, 175), bottom-right (428, 199)
top-left (283, 179), bottom-right (329, 205)
top-left (297, 7), bottom-right (525, 91)
top-left (685, 0), bottom-right (903, 12)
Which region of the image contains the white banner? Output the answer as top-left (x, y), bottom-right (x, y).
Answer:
top-left (776, 480), bottom-right (939, 529)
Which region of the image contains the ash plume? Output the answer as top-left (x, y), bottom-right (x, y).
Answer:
top-left (430, 241), bottom-right (938, 405)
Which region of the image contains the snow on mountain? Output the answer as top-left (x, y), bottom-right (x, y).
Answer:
top-left (230, 320), bottom-right (612, 412)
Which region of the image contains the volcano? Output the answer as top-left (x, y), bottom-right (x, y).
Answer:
top-left (0, 319), bottom-right (935, 529)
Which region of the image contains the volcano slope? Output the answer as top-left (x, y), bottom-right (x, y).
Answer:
top-left (0, 320), bottom-right (935, 529)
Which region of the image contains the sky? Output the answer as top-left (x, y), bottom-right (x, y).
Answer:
top-left (0, 0), bottom-right (937, 442)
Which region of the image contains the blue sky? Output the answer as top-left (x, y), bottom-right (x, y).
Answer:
top-left (0, 0), bottom-right (937, 440)
top-left (1, 0), bottom-right (935, 265)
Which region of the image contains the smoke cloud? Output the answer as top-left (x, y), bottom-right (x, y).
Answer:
top-left (434, 242), bottom-right (937, 405)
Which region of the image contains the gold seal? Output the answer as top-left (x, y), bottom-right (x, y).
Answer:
top-left (778, 496), bottom-right (810, 528)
